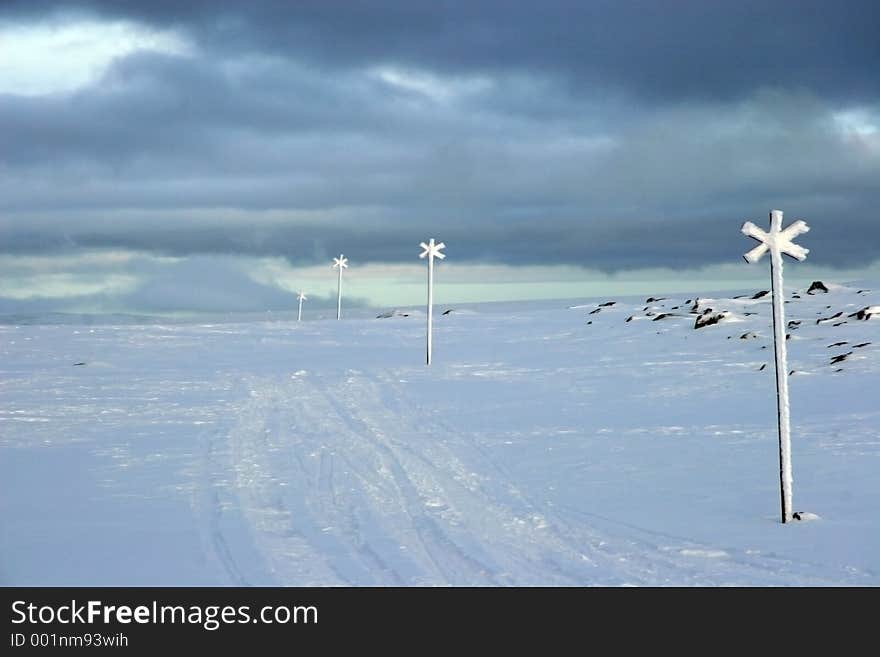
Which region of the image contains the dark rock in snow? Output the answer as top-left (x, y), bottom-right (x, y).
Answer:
top-left (376, 309), bottom-right (410, 318)
top-left (694, 311), bottom-right (729, 329)
top-left (787, 320), bottom-right (802, 329)
top-left (830, 352), bottom-right (852, 364)
top-left (759, 363), bottom-right (766, 371)
top-left (751, 290), bottom-right (770, 299)
top-left (646, 297), bottom-right (666, 303)
top-left (833, 321), bottom-right (847, 327)
top-left (589, 307), bottom-right (602, 315)
top-left (587, 321), bottom-right (592, 325)
top-left (625, 316), bottom-right (634, 322)
top-left (442, 309), bottom-right (454, 315)
top-left (827, 341), bottom-right (848, 348)
top-left (740, 332), bottom-right (758, 339)
top-left (792, 294), bottom-right (801, 299)
top-left (598, 301), bottom-right (616, 307)
top-left (849, 306), bottom-right (879, 321)
top-left (73, 362), bottom-right (86, 366)
top-left (816, 312), bottom-right (843, 324)
top-left (853, 342), bottom-right (871, 349)
top-left (652, 313), bottom-right (677, 321)
top-left (807, 281), bottom-right (829, 294)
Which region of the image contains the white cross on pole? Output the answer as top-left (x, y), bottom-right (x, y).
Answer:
top-left (741, 209), bottom-right (810, 524)
top-left (297, 290), bottom-right (307, 322)
top-left (419, 238), bottom-right (446, 365)
top-left (332, 255), bottom-right (348, 320)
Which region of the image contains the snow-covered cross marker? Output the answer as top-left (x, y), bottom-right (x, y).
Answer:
top-left (741, 209), bottom-right (810, 524)
top-left (297, 290), bottom-right (307, 322)
top-left (419, 238), bottom-right (446, 365)
top-left (332, 255), bottom-right (348, 320)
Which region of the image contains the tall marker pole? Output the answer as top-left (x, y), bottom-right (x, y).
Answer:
top-left (297, 290), bottom-right (307, 322)
top-left (332, 255), bottom-right (348, 320)
top-left (419, 238), bottom-right (446, 365)
top-left (741, 210), bottom-right (810, 523)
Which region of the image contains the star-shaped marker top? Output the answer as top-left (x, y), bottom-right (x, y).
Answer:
top-left (742, 211), bottom-right (810, 264)
top-left (297, 290), bottom-right (307, 301)
top-left (332, 255), bottom-right (348, 269)
top-left (419, 238), bottom-right (446, 260)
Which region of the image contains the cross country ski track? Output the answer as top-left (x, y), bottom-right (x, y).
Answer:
top-left (194, 369), bottom-right (868, 586)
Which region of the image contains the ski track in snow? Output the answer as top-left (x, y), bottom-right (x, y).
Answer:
top-left (200, 369), bottom-right (870, 586)
top-left (194, 425), bottom-right (250, 586)
top-left (2, 283), bottom-right (878, 586)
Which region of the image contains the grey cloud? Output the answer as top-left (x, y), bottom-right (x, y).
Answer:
top-left (0, 1), bottom-right (877, 281)
top-left (0, 254), bottom-right (360, 316)
top-left (1, 204), bottom-right (876, 273)
top-left (122, 256), bottom-right (311, 313)
top-left (0, 52), bottom-right (407, 167)
top-left (4, 1), bottom-right (879, 103)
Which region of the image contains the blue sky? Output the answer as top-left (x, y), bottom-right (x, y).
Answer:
top-left (1, 1), bottom-right (878, 314)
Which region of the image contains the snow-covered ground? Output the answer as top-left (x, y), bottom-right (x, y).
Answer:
top-left (1, 282), bottom-right (878, 586)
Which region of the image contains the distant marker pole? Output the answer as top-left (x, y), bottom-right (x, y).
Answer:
top-left (297, 290), bottom-right (307, 322)
top-left (419, 238), bottom-right (446, 365)
top-left (741, 209), bottom-right (810, 524)
top-left (332, 255), bottom-right (348, 320)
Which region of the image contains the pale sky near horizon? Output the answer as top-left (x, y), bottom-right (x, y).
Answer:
top-left (1, 2), bottom-right (878, 314)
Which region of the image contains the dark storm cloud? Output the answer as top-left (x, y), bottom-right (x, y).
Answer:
top-left (1, 204), bottom-right (875, 272)
top-left (0, 0), bottom-right (878, 275)
top-left (0, 51), bottom-right (407, 166)
top-left (6, 0), bottom-right (879, 102)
